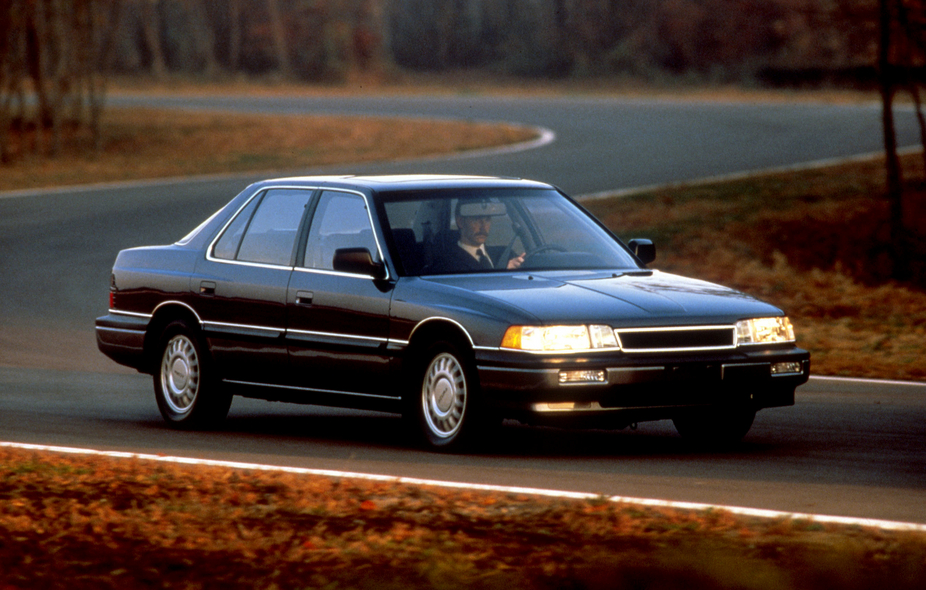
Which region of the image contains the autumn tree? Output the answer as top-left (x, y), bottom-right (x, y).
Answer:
top-left (873, 0), bottom-right (925, 280)
top-left (0, 0), bottom-right (119, 162)
top-left (0, 0), bottom-right (28, 162)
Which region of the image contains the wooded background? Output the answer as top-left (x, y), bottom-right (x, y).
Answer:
top-left (3, 1), bottom-right (924, 89)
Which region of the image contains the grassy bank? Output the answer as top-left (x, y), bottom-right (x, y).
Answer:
top-left (584, 152), bottom-right (926, 382)
top-left (0, 107), bottom-right (537, 192)
top-left (1, 447), bottom-right (924, 590)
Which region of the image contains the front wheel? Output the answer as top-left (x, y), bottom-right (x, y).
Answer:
top-left (412, 341), bottom-right (480, 451)
top-left (672, 406), bottom-right (756, 449)
top-left (153, 321), bottom-right (231, 429)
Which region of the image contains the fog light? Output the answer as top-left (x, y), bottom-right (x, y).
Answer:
top-left (771, 361), bottom-right (802, 375)
top-left (559, 370), bottom-right (606, 384)
top-left (547, 402), bottom-right (576, 410)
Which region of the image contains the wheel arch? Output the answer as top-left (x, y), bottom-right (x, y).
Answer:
top-left (404, 317), bottom-right (475, 363)
top-left (143, 301), bottom-right (205, 373)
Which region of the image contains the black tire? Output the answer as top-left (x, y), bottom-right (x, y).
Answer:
top-left (672, 406), bottom-right (756, 449)
top-left (153, 320), bottom-right (231, 429)
top-left (410, 340), bottom-right (481, 451)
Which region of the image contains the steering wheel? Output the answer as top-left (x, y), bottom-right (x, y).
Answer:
top-left (523, 244), bottom-right (567, 258)
top-left (518, 244), bottom-right (567, 268)
top-left (501, 238), bottom-right (567, 269)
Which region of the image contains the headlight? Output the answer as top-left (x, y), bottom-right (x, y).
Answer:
top-left (501, 325), bottom-right (619, 351)
top-left (736, 317), bottom-right (795, 345)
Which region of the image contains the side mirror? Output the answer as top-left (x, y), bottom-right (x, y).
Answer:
top-left (627, 239), bottom-right (656, 265)
top-left (332, 247), bottom-right (387, 279)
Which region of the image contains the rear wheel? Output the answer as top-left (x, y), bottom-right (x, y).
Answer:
top-left (672, 406), bottom-right (756, 448)
top-left (153, 321), bottom-right (231, 429)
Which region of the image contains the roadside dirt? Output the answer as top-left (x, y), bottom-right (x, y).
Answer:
top-left (2, 446), bottom-right (924, 590)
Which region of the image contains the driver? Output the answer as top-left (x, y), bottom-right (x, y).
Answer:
top-left (432, 200), bottom-right (525, 272)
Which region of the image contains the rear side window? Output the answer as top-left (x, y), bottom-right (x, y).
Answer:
top-left (212, 189), bottom-right (313, 266)
top-left (212, 196), bottom-right (260, 260)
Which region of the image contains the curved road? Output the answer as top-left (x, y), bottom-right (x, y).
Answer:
top-left (1, 94), bottom-right (924, 525)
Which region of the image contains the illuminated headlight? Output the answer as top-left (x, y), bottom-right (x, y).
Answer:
top-left (736, 317), bottom-right (795, 345)
top-left (501, 325), bottom-right (619, 352)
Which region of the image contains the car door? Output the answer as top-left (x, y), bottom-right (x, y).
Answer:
top-left (286, 189), bottom-right (395, 396)
top-left (193, 188), bottom-right (314, 384)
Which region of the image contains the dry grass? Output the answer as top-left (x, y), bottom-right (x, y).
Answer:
top-left (2, 446), bottom-right (924, 590)
top-left (0, 107), bottom-right (537, 192)
top-left (107, 73), bottom-right (884, 104)
top-left (585, 153), bottom-right (926, 382)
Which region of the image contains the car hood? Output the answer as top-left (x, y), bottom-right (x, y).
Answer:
top-left (423, 270), bottom-right (782, 327)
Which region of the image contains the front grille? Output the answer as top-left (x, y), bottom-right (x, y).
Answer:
top-left (616, 326), bottom-right (736, 353)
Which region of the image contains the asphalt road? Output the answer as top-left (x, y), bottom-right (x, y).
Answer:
top-left (1, 93), bottom-right (924, 524)
top-left (1, 368), bottom-right (924, 524)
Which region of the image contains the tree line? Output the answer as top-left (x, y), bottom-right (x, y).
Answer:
top-left (43, 0), bottom-right (926, 84)
top-left (3, 1), bottom-right (924, 149)
top-left (6, 1), bottom-right (923, 88)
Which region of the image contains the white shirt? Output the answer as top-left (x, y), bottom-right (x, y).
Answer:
top-left (457, 241), bottom-right (492, 267)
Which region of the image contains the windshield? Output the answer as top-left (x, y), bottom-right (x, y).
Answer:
top-left (381, 188), bottom-right (640, 276)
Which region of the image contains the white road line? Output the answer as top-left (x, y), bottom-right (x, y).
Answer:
top-left (0, 125), bottom-right (556, 201)
top-left (3, 441), bottom-right (924, 533)
top-left (810, 375), bottom-right (926, 387)
top-left (411, 124), bottom-right (556, 161)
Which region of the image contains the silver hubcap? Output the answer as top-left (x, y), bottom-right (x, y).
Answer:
top-left (160, 335), bottom-right (199, 415)
top-left (422, 352), bottom-right (466, 439)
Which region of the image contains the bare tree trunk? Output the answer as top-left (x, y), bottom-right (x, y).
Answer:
top-left (228, 0), bottom-right (241, 72)
top-left (894, 0), bottom-right (926, 172)
top-left (84, 0), bottom-right (115, 153)
top-left (373, 0), bottom-right (393, 68)
top-left (0, 0), bottom-right (25, 163)
top-left (909, 77), bottom-right (926, 173)
top-left (360, 0), bottom-right (392, 74)
top-left (187, 0), bottom-right (218, 77)
top-left (266, 0), bottom-right (291, 78)
top-left (140, 0), bottom-right (166, 78)
top-left (30, 0), bottom-right (49, 156)
top-left (47, 0), bottom-right (72, 156)
top-left (879, 0), bottom-right (909, 279)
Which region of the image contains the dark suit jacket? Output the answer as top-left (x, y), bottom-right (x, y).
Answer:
top-left (426, 243), bottom-right (492, 273)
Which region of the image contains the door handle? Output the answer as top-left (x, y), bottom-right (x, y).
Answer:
top-left (296, 290), bottom-right (313, 306)
top-left (200, 281), bottom-right (216, 296)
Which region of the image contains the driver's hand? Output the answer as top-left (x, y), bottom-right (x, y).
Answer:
top-left (507, 252), bottom-right (526, 269)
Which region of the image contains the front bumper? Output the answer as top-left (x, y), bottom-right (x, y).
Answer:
top-left (475, 346), bottom-right (810, 426)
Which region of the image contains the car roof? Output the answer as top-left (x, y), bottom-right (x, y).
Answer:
top-left (247, 174), bottom-right (555, 193)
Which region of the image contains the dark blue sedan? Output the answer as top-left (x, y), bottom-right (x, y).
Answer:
top-left (96, 175), bottom-right (809, 450)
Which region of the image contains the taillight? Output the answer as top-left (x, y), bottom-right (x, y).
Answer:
top-left (109, 290), bottom-right (116, 310)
